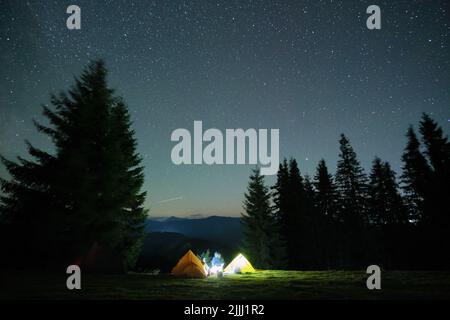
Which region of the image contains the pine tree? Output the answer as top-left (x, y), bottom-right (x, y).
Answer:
top-left (302, 175), bottom-right (319, 268)
top-left (419, 114), bottom-right (450, 226)
top-left (287, 158), bottom-right (304, 268)
top-left (288, 158), bottom-right (304, 206)
top-left (0, 144), bottom-right (61, 266)
top-left (272, 158), bottom-right (305, 269)
top-left (272, 159), bottom-right (290, 226)
top-left (242, 168), bottom-right (285, 269)
top-left (418, 114), bottom-right (450, 268)
top-left (400, 126), bottom-right (431, 223)
top-left (303, 176), bottom-right (316, 213)
top-left (314, 159), bottom-right (338, 221)
top-left (419, 114), bottom-right (450, 178)
top-left (271, 159), bottom-right (290, 269)
top-left (313, 159), bottom-right (338, 268)
top-left (0, 60), bottom-right (147, 270)
top-left (335, 134), bottom-right (368, 224)
top-left (368, 158), bottom-right (407, 225)
top-left (335, 134), bottom-right (368, 268)
top-left (109, 101), bottom-right (148, 270)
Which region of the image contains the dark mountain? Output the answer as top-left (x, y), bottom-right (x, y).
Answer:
top-left (145, 216), bottom-right (242, 246)
top-left (136, 232), bottom-right (238, 272)
top-left (136, 216), bottom-right (243, 272)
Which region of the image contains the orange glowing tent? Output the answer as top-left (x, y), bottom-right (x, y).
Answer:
top-left (171, 250), bottom-right (207, 278)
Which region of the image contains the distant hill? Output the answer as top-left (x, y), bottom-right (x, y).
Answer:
top-left (136, 232), bottom-right (238, 272)
top-left (137, 216), bottom-right (243, 271)
top-left (145, 216), bottom-right (242, 246)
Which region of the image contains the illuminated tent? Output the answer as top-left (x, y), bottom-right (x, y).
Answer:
top-left (171, 250), bottom-right (207, 278)
top-left (224, 253), bottom-right (255, 274)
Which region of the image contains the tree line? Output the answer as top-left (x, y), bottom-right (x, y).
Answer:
top-left (242, 115), bottom-right (450, 270)
top-left (0, 60), bottom-right (147, 272)
top-left (1, 60), bottom-right (448, 272)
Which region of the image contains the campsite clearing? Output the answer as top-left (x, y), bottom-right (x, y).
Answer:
top-left (2, 270), bottom-right (450, 299)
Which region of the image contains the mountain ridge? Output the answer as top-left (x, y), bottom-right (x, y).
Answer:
top-left (145, 215), bottom-right (242, 246)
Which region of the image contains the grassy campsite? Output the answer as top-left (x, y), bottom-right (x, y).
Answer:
top-left (2, 269), bottom-right (450, 300)
top-left (2, 249), bottom-right (450, 300)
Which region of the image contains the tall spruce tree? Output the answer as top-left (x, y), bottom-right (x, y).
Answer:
top-left (419, 114), bottom-right (450, 179)
top-left (419, 114), bottom-right (450, 268)
top-left (302, 175), bottom-right (320, 268)
top-left (367, 158), bottom-right (409, 268)
top-left (0, 143), bottom-right (60, 266)
top-left (272, 158), bottom-right (304, 269)
top-left (271, 159), bottom-right (290, 268)
top-left (287, 159), bottom-right (304, 268)
top-left (335, 134), bottom-right (368, 267)
top-left (400, 126), bottom-right (431, 223)
top-left (313, 159), bottom-right (338, 268)
top-left (303, 176), bottom-right (316, 219)
top-left (419, 114), bottom-right (450, 226)
top-left (368, 158), bottom-right (407, 225)
top-left (335, 134), bottom-right (368, 224)
top-left (109, 101), bottom-right (148, 269)
top-left (0, 60), bottom-right (147, 271)
top-left (242, 168), bottom-right (285, 269)
top-left (272, 159), bottom-right (290, 226)
top-left (314, 159), bottom-right (338, 221)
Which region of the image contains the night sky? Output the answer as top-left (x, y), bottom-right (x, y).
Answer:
top-left (1, 0), bottom-right (449, 217)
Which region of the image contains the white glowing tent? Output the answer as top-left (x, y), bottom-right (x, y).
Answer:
top-left (223, 253), bottom-right (255, 274)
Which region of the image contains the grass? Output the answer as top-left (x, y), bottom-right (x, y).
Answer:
top-left (1, 270), bottom-right (450, 300)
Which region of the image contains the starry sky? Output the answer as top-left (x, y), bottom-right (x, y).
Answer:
top-left (1, 0), bottom-right (449, 217)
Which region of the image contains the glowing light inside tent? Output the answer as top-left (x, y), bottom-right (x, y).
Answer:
top-left (223, 253), bottom-right (255, 274)
top-left (227, 254), bottom-right (247, 274)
